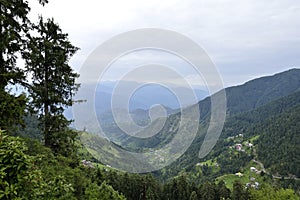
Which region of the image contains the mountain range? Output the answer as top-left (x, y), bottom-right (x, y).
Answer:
top-left (151, 68), bottom-right (300, 183)
top-left (65, 80), bottom-right (208, 135)
top-left (19, 68), bottom-right (300, 189)
top-left (79, 68), bottom-right (300, 188)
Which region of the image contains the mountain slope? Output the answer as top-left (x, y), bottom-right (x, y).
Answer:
top-left (72, 69), bottom-right (300, 183)
top-left (255, 104), bottom-right (300, 176)
top-left (121, 68), bottom-right (300, 151)
top-left (159, 89), bottom-right (300, 182)
top-left (225, 68), bottom-right (300, 115)
top-left (145, 68), bottom-right (300, 180)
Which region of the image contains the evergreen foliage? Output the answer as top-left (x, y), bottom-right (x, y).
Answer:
top-left (23, 17), bottom-right (79, 155)
top-left (0, 0), bottom-right (31, 130)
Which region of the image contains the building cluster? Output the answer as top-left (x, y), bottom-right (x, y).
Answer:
top-left (81, 159), bottom-right (94, 168)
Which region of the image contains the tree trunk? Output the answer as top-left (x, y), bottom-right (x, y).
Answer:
top-left (44, 51), bottom-right (50, 147)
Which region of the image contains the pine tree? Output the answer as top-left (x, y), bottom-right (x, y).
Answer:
top-left (200, 182), bottom-right (217, 200)
top-left (24, 17), bottom-right (79, 155)
top-left (0, 0), bottom-right (30, 89)
top-left (232, 180), bottom-right (249, 200)
top-left (0, 0), bottom-right (49, 131)
top-left (217, 180), bottom-right (231, 199)
top-left (0, 0), bottom-right (31, 130)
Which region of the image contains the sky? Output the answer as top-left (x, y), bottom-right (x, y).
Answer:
top-left (28, 0), bottom-right (300, 88)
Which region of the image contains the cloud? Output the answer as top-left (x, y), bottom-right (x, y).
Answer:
top-left (28, 0), bottom-right (300, 87)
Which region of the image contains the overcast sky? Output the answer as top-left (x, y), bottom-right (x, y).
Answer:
top-left (28, 0), bottom-right (300, 87)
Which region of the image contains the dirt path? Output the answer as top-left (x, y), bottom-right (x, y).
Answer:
top-left (252, 159), bottom-right (300, 180)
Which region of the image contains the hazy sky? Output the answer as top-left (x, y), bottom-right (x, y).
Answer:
top-left (28, 0), bottom-right (300, 87)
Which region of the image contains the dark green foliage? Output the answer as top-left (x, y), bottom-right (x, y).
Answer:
top-left (0, 0), bottom-right (52, 134)
top-left (225, 69), bottom-right (300, 115)
top-left (104, 172), bottom-right (162, 200)
top-left (249, 184), bottom-right (300, 200)
top-left (41, 114), bottom-right (78, 158)
top-left (1, 129), bottom-right (300, 200)
top-left (214, 91), bottom-right (300, 177)
top-left (136, 69), bottom-right (300, 182)
top-left (23, 133), bottom-right (124, 199)
top-left (14, 113), bottom-right (43, 141)
top-left (0, 130), bottom-right (75, 200)
top-left (0, 130), bottom-right (39, 199)
top-left (98, 181), bottom-right (126, 200)
top-left (0, 0), bottom-right (30, 89)
top-left (0, 130), bottom-right (123, 199)
top-left (218, 180), bottom-right (231, 199)
top-left (189, 191), bottom-right (197, 200)
top-left (85, 181), bottom-right (126, 200)
top-left (23, 16), bottom-right (79, 155)
top-left (164, 177), bottom-right (189, 200)
top-left (200, 182), bottom-right (218, 200)
top-left (256, 105), bottom-right (300, 177)
top-left (24, 17), bottom-right (79, 115)
top-left (232, 181), bottom-right (249, 200)
top-left (155, 73), bottom-right (300, 183)
top-left (0, 0), bottom-right (31, 130)
top-left (0, 91), bottom-right (26, 132)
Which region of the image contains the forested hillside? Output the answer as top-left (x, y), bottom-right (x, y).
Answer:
top-left (120, 69), bottom-right (300, 151)
top-left (154, 88), bottom-right (300, 194)
top-left (2, 129), bottom-right (299, 200)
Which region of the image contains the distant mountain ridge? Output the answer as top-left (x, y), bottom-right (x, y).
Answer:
top-left (95, 80), bottom-right (209, 112)
top-left (122, 68), bottom-right (300, 150)
top-left (65, 80), bottom-right (208, 122)
top-left (196, 68), bottom-right (300, 118)
top-left (225, 68), bottom-right (300, 114)
top-left (149, 68), bottom-right (300, 181)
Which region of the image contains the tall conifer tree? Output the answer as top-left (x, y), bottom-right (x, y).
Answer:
top-left (0, 0), bottom-right (32, 130)
top-left (24, 17), bottom-right (79, 155)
